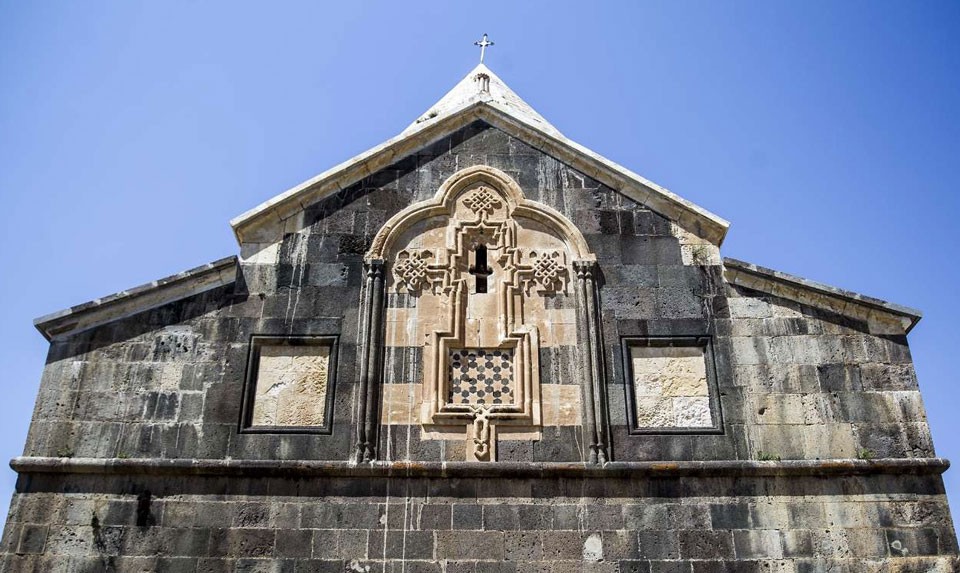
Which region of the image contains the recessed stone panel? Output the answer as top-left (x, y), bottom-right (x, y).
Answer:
top-left (241, 336), bottom-right (338, 433)
top-left (631, 346), bottom-right (711, 428)
top-left (623, 338), bottom-right (722, 433)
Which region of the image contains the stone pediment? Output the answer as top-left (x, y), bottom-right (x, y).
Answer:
top-left (230, 64), bottom-right (730, 246)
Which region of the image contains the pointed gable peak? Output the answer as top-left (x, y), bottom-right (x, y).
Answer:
top-left (403, 63), bottom-right (561, 137)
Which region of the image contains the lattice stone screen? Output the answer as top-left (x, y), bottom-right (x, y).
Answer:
top-left (623, 339), bottom-right (721, 433)
top-left (448, 348), bottom-right (514, 406)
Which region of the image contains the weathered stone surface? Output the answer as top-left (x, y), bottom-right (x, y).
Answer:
top-left (4, 72), bottom-right (956, 570)
top-left (251, 344), bottom-right (330, 427)
top-left (630, 345), bottom-right (713, 428)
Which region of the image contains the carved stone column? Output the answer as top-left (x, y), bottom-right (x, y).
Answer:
top-left (356, 259), bottom-right (386, 463)
top-left (573, 260), bottom-right (610, 464)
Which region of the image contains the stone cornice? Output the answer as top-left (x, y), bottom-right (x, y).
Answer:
top-left (10, 456), bottom-right (949, 479)
top-left (724, 257), bottom-right (923, 334)
top-left (33, 256), bottom-right (238, 341)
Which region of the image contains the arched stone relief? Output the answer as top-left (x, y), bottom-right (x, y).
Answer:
top-left (356, 166), bottom-right (608, 463)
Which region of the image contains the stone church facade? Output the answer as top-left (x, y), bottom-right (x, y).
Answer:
top-left (2, 64), bottom-right (957, 571)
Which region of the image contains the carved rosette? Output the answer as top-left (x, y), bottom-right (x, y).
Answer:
top-left (393, 250), bottom-right (428, 290)
top-left (463, 187), bottom-right (503, 219)
top-left (524, 250), bottom-right (567, 294)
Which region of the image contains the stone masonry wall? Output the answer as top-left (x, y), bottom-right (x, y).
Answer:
top-left (3, 121), bottom-right (957, 569)
top-left (2, 473), bottom-right (957, 571)
top-left (16, 121), bottom-right (933, 466)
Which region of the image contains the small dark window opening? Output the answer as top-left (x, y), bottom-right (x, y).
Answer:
top-left (468, 245), bottom-right (493, 293)
top-left (136, 490), bottom-right (155, 527)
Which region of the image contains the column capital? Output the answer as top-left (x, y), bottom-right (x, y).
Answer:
top-left (572, 259), bottom-right (598, 279)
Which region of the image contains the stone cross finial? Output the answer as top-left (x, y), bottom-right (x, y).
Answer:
top-left (474, 33), bottom-right (494, 63)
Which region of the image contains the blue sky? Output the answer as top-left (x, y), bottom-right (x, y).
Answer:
top-left (1, 1), bottom-right (959, 523)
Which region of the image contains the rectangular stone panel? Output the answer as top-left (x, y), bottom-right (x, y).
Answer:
top-left (240, 336), bottom-right (338, 433)
top-left (622, 337), bottom-right (722, 434)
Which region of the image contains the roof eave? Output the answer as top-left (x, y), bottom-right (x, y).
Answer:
top-left (35, 256), bottom-right (239, 342)
top-left (474, 102), bottom-right (730, 245)
top-left (723, 257), bottom-right (922, 334)
top-left (230, 101), bottom-right (489, 244)
top-left (230, 101), bottom-right (729, 246)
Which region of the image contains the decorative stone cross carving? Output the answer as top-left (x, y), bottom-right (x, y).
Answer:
top-left (390, 182), bottom-right (568, 460)
top-left (365, 165), bottom-right (604, 463)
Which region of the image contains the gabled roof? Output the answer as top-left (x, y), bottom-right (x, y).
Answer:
top-left (230, 65), bottom-right (731, 245)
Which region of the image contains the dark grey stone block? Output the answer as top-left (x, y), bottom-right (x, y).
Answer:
top-left (886, 528), bottom-right (941, 556)
top-left (483, 505), bottom-right (520, 531)
top-left (602, 530), bottom-right (639, 560)
top-left (209, 528), bottom-right (276, 558)
top-left (452, 504), bottom-right (482, 530)
top-left (710, 503), bottom-right (751, 529)
top-left (417, 504), bottom-right (451, 530)
top-left (475, 562), bottom-right (517, 573)
top-left (369, 531), bottom-right (433, 560)
top-left (516, 505), bottom-right (552, 530)
top-left (586, 505), bottom-right (623, 530)
top-left (504, 531), bottom-right (543, 561)
top-left (292, 559), bottom-right (345, 573)
top-left (679, 530), bottom-right (734, 559)
top-left (156, 557), bottom-right (202, 573)
top-left (310, 530), bottom-right (337, 559)
top-left (337, 530), bottom-right (367, 560)
top-left (637, 530), bottom-right (679, 559)
top-left (541, 531), bottom-right (584, 560)
top-left (14, 525), bottom-right (46, 555)
top-left (436, 530), bottom-right (504, 560)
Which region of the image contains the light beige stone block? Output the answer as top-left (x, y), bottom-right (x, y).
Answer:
top-left (381, 383), bottom-right (419, 425)
top-left (801, 423), bottom-right (857, 459)
top-left (158, 362), bottom-right (184, 392)
top-left (674, 396), bottom-right (711, 427)
top-left (727, 297), bottom-right (774, 320)
top-left (239, 242), bottom-right (280, 265)
top-left (679, 243), bottom-right (722, 266)
top-left (541, 384), bottom-right (581, 426)
top-left (250, 344), bottom-right (329, 427)
top-left (730, 337), bottom-right (768, 365)
top-left (630, 345), bottom-right (713, 428)
top-left (635, 396), bottom-right (675, 427)
top-left (539, 321), bottom-right (577, 348)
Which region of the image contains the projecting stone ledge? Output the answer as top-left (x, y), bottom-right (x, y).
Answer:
top-left (10, 456), bottom-right (950, 479)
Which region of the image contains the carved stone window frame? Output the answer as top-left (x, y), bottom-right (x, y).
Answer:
top-left (239, 335), bottom-right (340, 435)
top-left (620, 336), bottom-right (724, 435)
